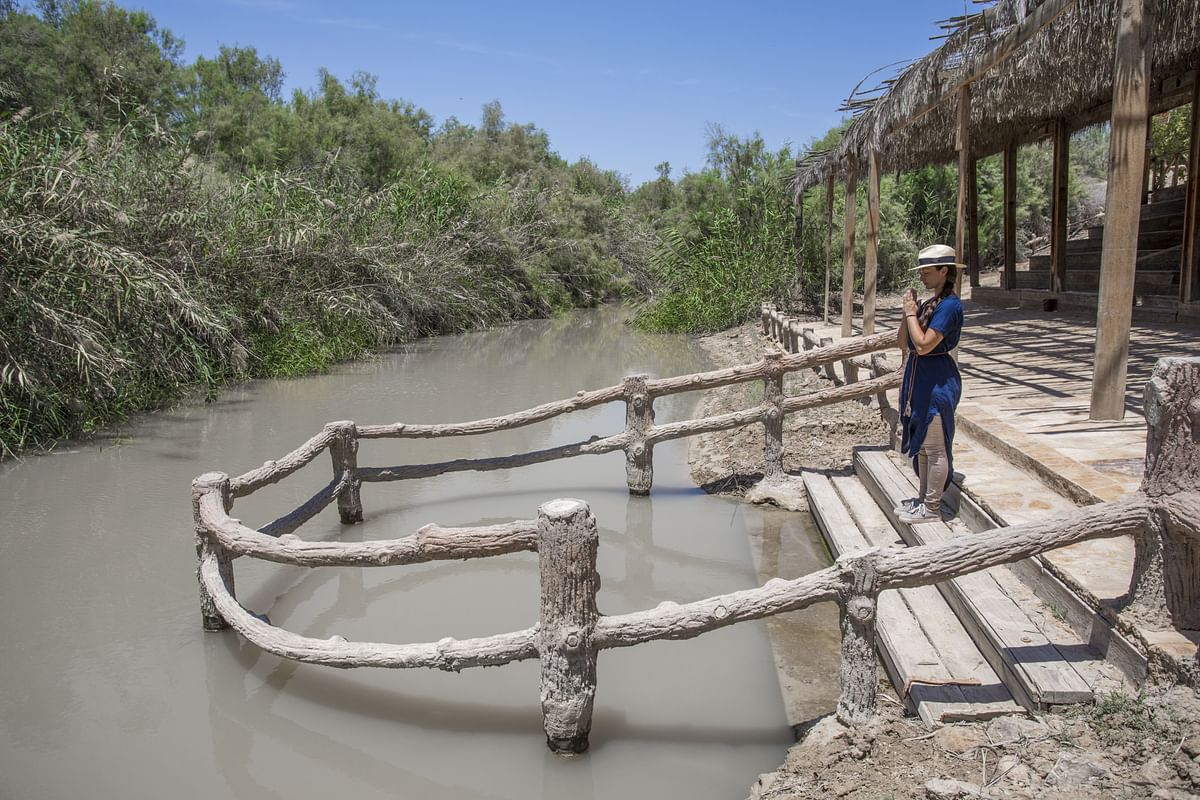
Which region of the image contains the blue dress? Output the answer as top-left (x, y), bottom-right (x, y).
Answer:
top-left (899, 295), bottom-right (964, 489)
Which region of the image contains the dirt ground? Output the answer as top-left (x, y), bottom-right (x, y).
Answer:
top-left (685, 317), bottom-right (1200, 800)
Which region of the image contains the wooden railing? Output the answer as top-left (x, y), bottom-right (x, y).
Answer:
top-left (192, 329), bottom-right (1200, 752)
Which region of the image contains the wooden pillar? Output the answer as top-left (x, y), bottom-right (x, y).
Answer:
top-left (954, 86), bottom-right (971, 297)
top-left (824, 174), bottom-right (835, 324)
top-left (1051, 119), bottom-right (1071, 293)
top-left (1003, 141), bottom-right (1018, 291)
top-left (538, 499), bottom-right (599, 754)
top-left (761, 351), bottom-right (785, 482)
top-left (192, 472), bottom-right (234, 631)
top-left (1182, 67), bottom-right (1200, 304)
top-left (841, 154), bottom-right (859, 339)
top-left (623, 375), bottom-right (654, 495)
top-left (1091, 0), bottom-right (1154, 421)
top-left (328, 421), bottom-right (363, 524)
top-left (864, 150), bottom-right (881, 335)
top-left (836, 551), bottom-right (880, 726)
top-left (968, 153), bottom-right (980, 288)
top-left (1128, 357), bottom-right (1200, 627)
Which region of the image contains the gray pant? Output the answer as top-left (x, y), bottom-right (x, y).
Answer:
top-left (917, 414), bottom-right (949, 513)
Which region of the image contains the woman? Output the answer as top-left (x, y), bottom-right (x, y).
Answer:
top-left (895, 244), bottom-right (964, 524)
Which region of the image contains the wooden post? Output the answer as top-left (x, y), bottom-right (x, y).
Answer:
top-left (820, 336), bottom-right (837, 382)
top-left (1128, 357), bottom-right (1200, 627)
top-left (835, 551), bottom-right (880, 726)
top-left (623, 375), bottom-right (654, 495)
top-left (824, 174), bottom-right (835, 324)
top-left (841, 154), bottom-right (859, 339)
top-left (864, 150), bottom-right (881, 335)
top-left (327, 421), bottom-right (363, 524)
top-left (762, 351), bottom-right (785, 482)
top-left (537, 499), bottom-right (599, 754)
top-left (193, 472), bottom-right (234, 631)
top-left (1182, 65), bottom-right (1200, 304)
top-left (794, 162), bottom-right (805, 304)
top-left (968, 152), bottom-right (980, 289)
top-left (801, 326), bottom-right (815, 351)
top-left (761, 303), bottom-right (773, 336)
top-left (954, 86), bottom-right (971, 297)
top-left (1091, 0), bottom-right (1154, 421)
top-left (1003, 141), bottom-right (1018, 291)
top-left (1051, 118), bottom-right (1071, 293)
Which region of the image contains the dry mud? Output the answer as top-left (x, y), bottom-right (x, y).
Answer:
top-left (685, 317), bottom-right (1200, 800)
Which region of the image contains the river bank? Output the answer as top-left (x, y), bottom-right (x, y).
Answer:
top-left (685, 315), bottom-right (1200, 800)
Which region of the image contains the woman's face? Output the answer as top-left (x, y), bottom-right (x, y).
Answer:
top-left (918, 265), bottom-right (948, 291)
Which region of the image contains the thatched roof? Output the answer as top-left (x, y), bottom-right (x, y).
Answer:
top-left (795, 0), bottom-right (1200, 193)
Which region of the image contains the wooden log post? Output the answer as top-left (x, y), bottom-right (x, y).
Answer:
top-left (841, 154), bottom-right (859, 339)
top-left (824, 174), bottom-right (835, 324)
top-left (193, 472), bottom-right (235, 631)
top-left (761, 303), bottom-right (773, 336)
top-left (954, 86), bottom-right (971, 297)
top-left (624, 375), bottom-right (655, 495)
top-left (968, 152), bottom-right (980, 289)
top-left (801, 326), bottom-right (815, 351)
top-left (863, 150), bottom-right (881, 335)
top-left (537, 499), bottom-right (600, 754)
top-left (794, 165), bottom-right (805, 304)
top-left (1091, 0), bottom-right (1155, 421)
top-left (1182, 62), bottom-right (1200, 304)
top-left (1003, 140), bottom-right (1018, 291)
top-left (835, 550), bottom-right (880, 726)
top-left (1129, 357), bottom-right (1200, 628)
top-left (1051, 118), bottom-right (1071, 293)
top-left (327, 421), bottom-right (363, 524)
top-left (820, 336), bottom-right (838, 382)
top-left (761, 351), bottom-right (786, 483)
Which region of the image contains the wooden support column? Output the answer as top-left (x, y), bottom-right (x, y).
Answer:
top-left (824, 174), bottom-right (835, 324)
top-left (192, 472), bottom-right (234, 631)
top-left (864, 150), bottom-right (881, 335)
top-left (1003, 141), bottom-right (1018, 290)
top-left (1128, 357), bottom-right (1200, 628)
top-left (954, 86), bottom-right (971, 296)
top-left (841, 154), bottom-right (858, 339)
top-left (1182, 66), bottom-right (1200, 304)
top-left (328, 421), bottom-right (363, 524)
top-left (1091, 0), bottom-right (1154, 421)
top-left (761, 351), bottom-right (785, 482)
top-left (794, 161), bottom-right (805, 303)
top-left (538, 499), bottom-right (599, 754)
top-left (835, 550), bottom-right (880, 726)
top-left (968, 153), bottom-right (980, 288)
top-left (623, 375), bottom-right (654, 495)
top-left (1051, 118), bottom-right (1071, 293)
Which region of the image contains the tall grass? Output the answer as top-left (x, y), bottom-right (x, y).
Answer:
top-left (0, 113), bottom-right (645, 456)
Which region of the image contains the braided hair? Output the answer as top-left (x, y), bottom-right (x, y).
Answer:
top-left (917, 264), bottom-right (957, 329)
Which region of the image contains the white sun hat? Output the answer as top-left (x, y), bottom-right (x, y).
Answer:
top-left (908, 243), bottom-right (965, 270)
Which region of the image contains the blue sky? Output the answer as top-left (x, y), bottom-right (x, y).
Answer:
top-left (131, 0), bottom-right (974, 186)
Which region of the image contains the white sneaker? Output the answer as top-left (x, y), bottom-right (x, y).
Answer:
top-left (899, 504), bottom-right (941, 524)
top-left (892, 497), bottom-right (921, 515)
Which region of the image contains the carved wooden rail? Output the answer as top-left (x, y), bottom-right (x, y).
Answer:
top-left (193, 333), bottom-right (1200, 753)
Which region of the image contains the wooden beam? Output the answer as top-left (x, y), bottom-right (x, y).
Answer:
top-left (864, 150), bottom-right (881, 335)
top-left (1091, 0), bottom-right (1154, 421)
top-left (955, 86), bottom-right (971, 297)
top-left (1051, 118), bottom-right (1070, 293)
top-left (841, 154), bottom-right (858, 339)
top-left (825, 175), bottom-right (835, 323)
top-left (967, 153), bottom-right (980, 288)
top-left (1182, 64), bottom-right (1200, 304)
top-left (1003, 141), bottom-right (1018, 291)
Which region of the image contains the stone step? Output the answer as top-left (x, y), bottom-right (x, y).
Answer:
top-left (801, 470), bottom-right (1022, 725)
top-left (853, 447), bottom-right (1096, 710)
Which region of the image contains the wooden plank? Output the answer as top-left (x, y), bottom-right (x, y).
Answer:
top-left (833, 476), bottom-right (1023, 720)
top-left (1182, 63), bottom-right (1200, 304)
top-left (1051, 118), bottom-right (1070, 293)
top-left (864, 150), bottom-right (881, 335)
top-left (854, 449), bottom-right (1094, 709)
top-left (841, 155), bottom-right (858, 339)
top-left (1091, 0), bottom-right (1154, 421)
top-left (1004, 141), bottom-right (1018, 291)
top-left (802, 472), bottom-right (975, 725)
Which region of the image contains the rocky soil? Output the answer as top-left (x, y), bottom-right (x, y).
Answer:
top-left (685, 315), bottom-right (1200, 800)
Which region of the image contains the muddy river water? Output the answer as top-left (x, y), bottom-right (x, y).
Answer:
top-left (0, 306), bottom-right (839, 799)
